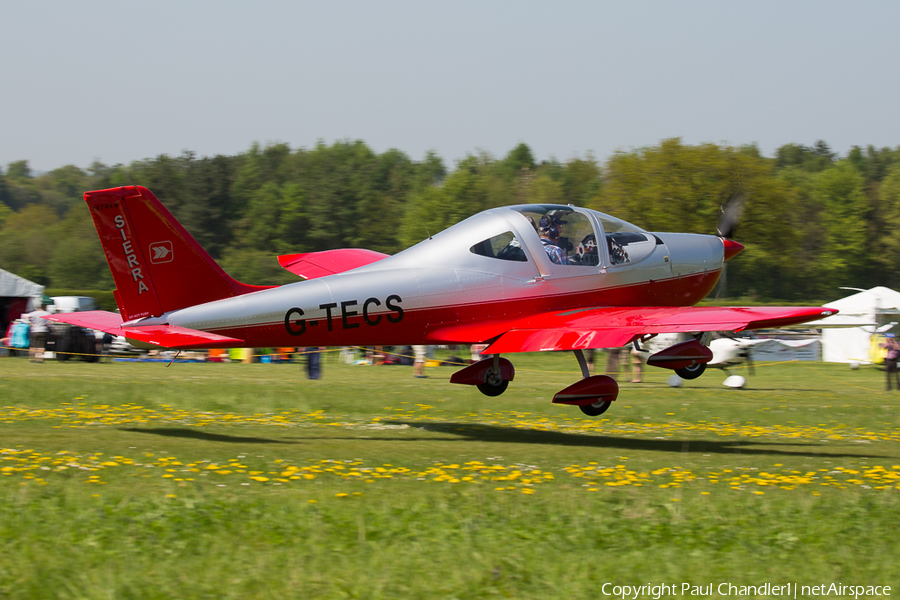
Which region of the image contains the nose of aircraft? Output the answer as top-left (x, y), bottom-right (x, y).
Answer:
top-left (722, 239), bottom-right (745, 261)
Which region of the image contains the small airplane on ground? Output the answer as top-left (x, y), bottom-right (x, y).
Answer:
top-left (640, 332), bottom-right (766, 388)
top-left (47, 186), bottom-right (836, 416)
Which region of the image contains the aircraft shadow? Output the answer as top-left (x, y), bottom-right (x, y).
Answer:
top-left (374, 421), bottom-right (889, 459)
top-left (711, 388), bottom-right (830, 392)
top-left (119, 427), bottom-right (293, 445)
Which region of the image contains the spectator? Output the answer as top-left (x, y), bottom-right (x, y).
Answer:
top-left (882, 334), bottom-right (900, 391)
top-left (306, 347), bottom-right (322, 379)
top-left (26, 304), bottom-right (50, 363)
top-left (413, 345), bottom-right (427, 378)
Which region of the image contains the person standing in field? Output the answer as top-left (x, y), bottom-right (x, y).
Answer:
top-left (630, 346), bottom-right (644, 383)
top-left (882, 334), bottom-right (900, 391)
top-left (26, 303), bottom-right (51, 363)
top-left (413, 345), bottom-right (427, 378)
top-left (306, 347), bottom-right (322, 379)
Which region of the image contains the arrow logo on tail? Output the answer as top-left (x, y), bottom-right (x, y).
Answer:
top-left (149, 241), bottom-right (174, 264)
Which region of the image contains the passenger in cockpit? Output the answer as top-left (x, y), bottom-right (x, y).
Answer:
top-left (539, 216), bottom-right (568, 265)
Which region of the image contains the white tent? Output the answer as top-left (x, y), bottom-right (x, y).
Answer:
top-left (0, 268), bottom-right (44, 302)
top-left (810, 286), bottom-right (900, 363)
top-left (1, 268), bottom-right (45, 333)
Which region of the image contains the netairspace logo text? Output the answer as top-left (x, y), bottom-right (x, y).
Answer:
top-left (601, 583), bottom-right (891, 599)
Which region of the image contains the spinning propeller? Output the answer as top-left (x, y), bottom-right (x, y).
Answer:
top-left (715, 195), bottom-right (746, 298)
top-left (716, 194), bottom-right (745, 240)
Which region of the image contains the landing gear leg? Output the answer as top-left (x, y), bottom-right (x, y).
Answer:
top-left (573, 349), bottom-right (612, 416)
top-left (574, 349), bottom-right (590, 379)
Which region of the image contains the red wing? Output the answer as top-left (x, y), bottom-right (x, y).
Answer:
top-left (45, 310), bottom-right (243, 349)
top-left (481, 306), bottom-right (838, 354)
top-left (278, 249), bottom-right (389, 280)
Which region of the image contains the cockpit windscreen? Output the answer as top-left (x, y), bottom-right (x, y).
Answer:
top-left (513, 205), bottom-right (599, 266)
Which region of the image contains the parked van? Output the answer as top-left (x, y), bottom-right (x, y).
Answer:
top-left (49, 296), bottom-right (97, 313)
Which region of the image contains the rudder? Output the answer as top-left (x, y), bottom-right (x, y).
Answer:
top-left (86, 186), bottom-right (267, 321)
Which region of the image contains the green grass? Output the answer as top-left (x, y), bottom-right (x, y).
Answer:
top-left (2, 352), bottom-right (899, 599)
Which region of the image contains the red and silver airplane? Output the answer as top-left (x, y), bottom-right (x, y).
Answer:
top-left (48, 185), bottom-right (837, 416)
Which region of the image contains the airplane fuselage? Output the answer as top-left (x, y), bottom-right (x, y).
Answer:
top-left (156, 206), bottom-right (726, 348)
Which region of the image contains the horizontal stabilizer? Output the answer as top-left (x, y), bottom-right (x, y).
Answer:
top-left (278, 248), bottom-right (389, 280)
top-left (44, 311), bottom-right (243, 349)
top-left (44, 310), bottom-right (124, 333)
top-left (116, 325), bottom-right (244, 349)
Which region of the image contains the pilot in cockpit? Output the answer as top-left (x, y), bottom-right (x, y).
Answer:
top-left (538, 216), bottom-right (568, 265)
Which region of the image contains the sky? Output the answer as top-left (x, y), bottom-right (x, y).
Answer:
top-left (2, 1), bottom-right (899, 173)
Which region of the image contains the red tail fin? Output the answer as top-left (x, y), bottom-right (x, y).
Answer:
top-left (86, 186), bottom-right (268, 321)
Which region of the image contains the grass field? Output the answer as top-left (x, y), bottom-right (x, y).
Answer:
top-left (2, 350), bottom-right (899, 599)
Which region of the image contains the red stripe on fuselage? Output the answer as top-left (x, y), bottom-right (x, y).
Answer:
top-left (194, 269), bottom-right (722, 349)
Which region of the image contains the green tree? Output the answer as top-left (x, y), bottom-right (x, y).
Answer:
top-left (179, 155), bottom-right (241, 258)
top-left (594, 138), bottom-right (814, 299)
top-left (0, 205), bottom-right (60, 285)
top-left (525, 172), bottom-right (564, 204)
top-left (5, 160), bottom-right (32, 181)
top-left (0, 200), bottom-right (11, 229)
top-left (503, 143), bottom-right (535, 175)
top-left (48, 208), bottom-right (112, 289)
top-left (597, 138), bottom-right (746, 234)
top-left (217, 247), bottom-right (297, 286)
top-left (400, 155), bottom-right (490, 248)
top-left (812, 162), bottom-right (868, 290)
top-left (560, 155), bottom-right (602, 206)
top-left (869, 164), bottom-right (900, 288)
top-left (774, 141), bottom-right (836, 172)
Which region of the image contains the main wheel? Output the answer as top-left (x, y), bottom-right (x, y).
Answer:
top-left (477, 379), bottom-right (509, 397)
top-left (579, 400), bottom-right (612, 416)
top-left (675, 362), bottom-right (706, 380)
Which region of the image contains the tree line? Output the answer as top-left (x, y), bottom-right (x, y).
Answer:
top-left (1, 139), bottom-right (899, 302)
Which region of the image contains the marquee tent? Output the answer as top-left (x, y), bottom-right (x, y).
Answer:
top-left (810, 286), bottom-right (900, 363)
top-left (0, 268), bottom-right (45, 333)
